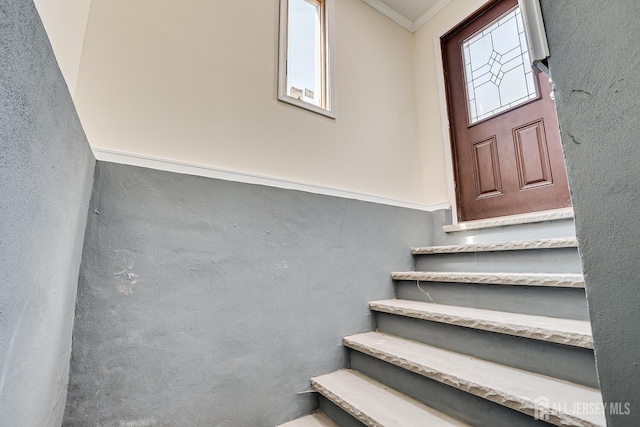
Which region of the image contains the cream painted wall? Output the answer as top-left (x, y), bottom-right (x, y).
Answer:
top-left (33, 0), bottom-right (92, 96)
top-left (74, 0), bottom-right (428, 204)
top-left (413, 0), bottom-right (491, 207)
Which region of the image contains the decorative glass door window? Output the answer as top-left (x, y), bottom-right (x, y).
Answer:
top-left (462, 6), bottom-right (537, 125)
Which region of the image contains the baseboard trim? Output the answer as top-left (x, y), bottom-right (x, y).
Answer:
top-left (91, 147), bottom-right (448, 212)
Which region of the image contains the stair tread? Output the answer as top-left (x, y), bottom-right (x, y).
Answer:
top-left (311, 369), bottom-right (470, 426)
top-left (278, 412), bottom-right (338, 427)
top-left (391, 271), bottom-right (585, 288)
top-left (344, 332), bottom-right (605, 427)
top-left (370, 299), bottom-right (593, 348)
top-left (443, 208), bottom-right (575, 233)
top-left (412, 237), bottom-right (577, 255)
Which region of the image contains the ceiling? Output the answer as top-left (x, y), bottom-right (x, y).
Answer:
top-left (361, 0), bottom-right (451, 31)
top-left (378, 0), bottom-right (443, 22)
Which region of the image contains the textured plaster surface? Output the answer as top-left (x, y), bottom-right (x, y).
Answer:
top-left (63, 162), bottom-right (430, 426)
top-left (0, 1), bottom-right (95, 426)
top-left (344, 332), bottom-right (605, 427)
top-left (540, 1), bottom-right (640, 425)
top-left (391, 272), bottom-right (585, 288)
top-left (369, 299), bottom-right (593, 348)
top-left (311, 370), bottom-right (469, 426)
top-left (412, 237), bottom-right (577, 254)
top-left (443, 208), bottom-right (574, 233)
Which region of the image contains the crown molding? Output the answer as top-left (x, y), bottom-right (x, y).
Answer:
top-left (361, 0), bottom-right (414, 31)
top-left (414, 0), bottom-right (452, 31)
top-left (361, 0), bottom-right (452, 32)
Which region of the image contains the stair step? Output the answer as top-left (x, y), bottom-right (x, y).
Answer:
top-left (344, 332), bottom-right (605, 427)
top-left (369, 299), bottom-right (593, 349)
top-left (391, 271), bottom-right (585, 288)
top-left (443, 208), bottom-right (574, 233)
top-left (412, 237), bottom-right (577, 255)
top-left (278, 412), bottom-right (338, 427)
top-left (311, 369), bottom-right (470, 426)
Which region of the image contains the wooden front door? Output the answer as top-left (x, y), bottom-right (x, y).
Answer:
top-left (443, 0), bottom-right (571, 222)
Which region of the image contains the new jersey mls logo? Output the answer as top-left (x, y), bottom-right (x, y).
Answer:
top-left (534, 396), bottom-right (551, 421)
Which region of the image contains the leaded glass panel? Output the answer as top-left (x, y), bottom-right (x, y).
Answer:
top-left (462, 7), bottom-right (537, 125)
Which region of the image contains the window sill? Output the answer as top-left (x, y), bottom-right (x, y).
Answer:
top-left (278, 94), bottom-right (336, 119)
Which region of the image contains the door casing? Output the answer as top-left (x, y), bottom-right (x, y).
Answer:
top-left (432, 0), bottom-right (537, 223)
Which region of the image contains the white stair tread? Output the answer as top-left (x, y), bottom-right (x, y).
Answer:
top-left (443, 208), bottom-right (574, 233)
top-left (370, 299), bottom-right (593, 348)
top-left (391, 271), bottom-right (585, 288)
top-left (344, 332), bottom-right (605, 427)
top-left (412, 237), bottom-right (577, 255)
top-left (278, 412), bottom-right (337, 427)
top-left (311, 369), bottom-right (470, 426)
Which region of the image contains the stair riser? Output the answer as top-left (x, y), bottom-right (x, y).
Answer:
top-left (396, 281), bottom-right (590, 320)
top-left (349, 351), bottom-right (545, 427)
top-left (318, 396), bottom-right (365, 427)
top-left (375, 313), bottom-right (599, 388)
top-left (415, 248), bottom-right (582, 274)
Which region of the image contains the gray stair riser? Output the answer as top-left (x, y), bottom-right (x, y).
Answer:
top-left (415, 248), bottom-right (582, 274)
top-left (375, 313), bottom-right (599, 388)
top-left (396, 281), bottom-right (590, 321)
top-left (349, 351), bottom-right (547, 427)
top-left (318, 395), bottom-right (365, 427)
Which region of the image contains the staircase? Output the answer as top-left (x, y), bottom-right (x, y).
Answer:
top-left (279, 209), bottom-right (605, 427)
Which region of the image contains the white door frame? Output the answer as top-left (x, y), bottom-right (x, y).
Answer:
top-left (432, 0), bottom-right (493, 224)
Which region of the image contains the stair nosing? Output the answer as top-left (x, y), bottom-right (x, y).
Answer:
top-left (311, 369), bottom-right (470, 427)
top-left (443, 208), bottom-right (574, 233)
top-left (411, 237), bottom-right (578, 255)
top-left (391, 271), bottom-right (585, 288)
top-left (343, 332), bottom-right (605, 427)
top-left (369, 299), bottom-right (593, 349)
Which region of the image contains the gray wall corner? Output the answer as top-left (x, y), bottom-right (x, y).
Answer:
top-left (0, 0), bottom-right (96, 425)
top-left (541, 1), bottom-right (640, 425)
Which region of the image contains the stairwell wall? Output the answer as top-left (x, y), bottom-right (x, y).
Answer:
top-left (540, 1), bottom-right (640, 425)
top-left (0, 0), bottom-right (95, 425)
top-left (63, 162), bottom-right (432, 426)
top-left (73, 0), bottom-right (426, 205)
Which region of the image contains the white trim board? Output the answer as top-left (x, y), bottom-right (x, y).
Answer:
top-left (360, 0), bottom-right (452, 32)
top-left (91, 147), bottom-right (449, 212)
top-left (433, 0), bottom-right (498, 223)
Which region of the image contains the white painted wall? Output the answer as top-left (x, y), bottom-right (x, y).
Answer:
top-left (74, 0), bottom-right (430, 205)
top-left (412, 0), bottom-right (489, 207)
top-left (33, 0), bottom-right (92, 97)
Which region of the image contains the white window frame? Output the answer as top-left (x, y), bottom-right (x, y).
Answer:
top-left (278, 0), bottom-right (336, 119)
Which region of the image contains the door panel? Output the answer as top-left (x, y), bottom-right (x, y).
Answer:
top-left (472, 136), bottom-right (503, 198)
top-left (513, 120), bottom-right (552, 189)
top-left (443, 0), bottom-right (571, 221)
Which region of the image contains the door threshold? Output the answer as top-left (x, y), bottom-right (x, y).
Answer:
top-left (444, 207), bottom-right (574, 233)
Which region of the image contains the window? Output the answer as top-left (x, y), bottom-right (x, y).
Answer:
top-left (462, 6), bottom-right (538, 125)
top-left (278, 0), bottom-right (335, 118)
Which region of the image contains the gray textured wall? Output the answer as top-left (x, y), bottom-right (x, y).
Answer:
top-left (0, 1), bottom-right (96, 426)
top-left (541, 1), bottom-right (640, 425)
top-left (64, 162), bottom-right (431, 426)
